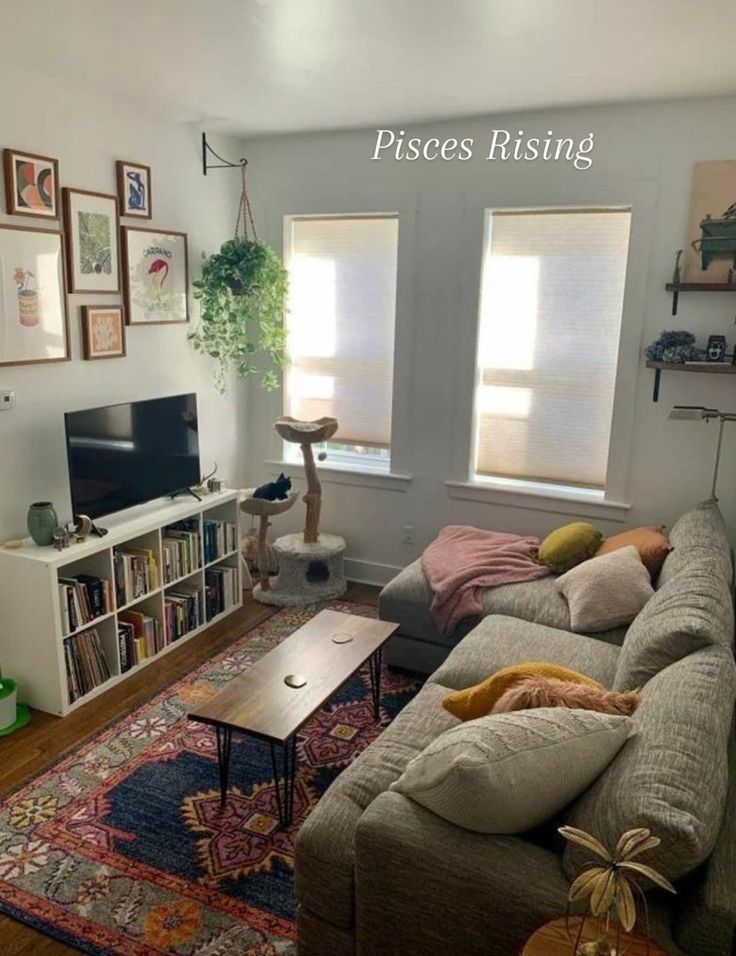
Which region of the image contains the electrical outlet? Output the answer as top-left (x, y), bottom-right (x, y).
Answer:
top-left (0, 390), bottom-right (15, 410)
top-left (402, 524), bottom-right (415, 545)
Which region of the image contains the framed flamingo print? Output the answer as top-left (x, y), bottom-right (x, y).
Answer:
top-left (121, 227), bottom-right (189, 325)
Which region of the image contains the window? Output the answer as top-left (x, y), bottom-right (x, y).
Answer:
top-left (283, 215), bottom-right (399, 470)
top-left (473, 207), bottom-right (631, 493)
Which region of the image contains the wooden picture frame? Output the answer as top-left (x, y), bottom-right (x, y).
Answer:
top-left (62, 188), bottom-right (121, 294)
top-left (121, 226), bottom-right (189, 325)
top-left (81, 305), bottom-right (126, 360)
top-left (116, 160), bottom-right (152, 219)
top-left (0, 224), bottom-right (70, 366)
top-left (3, 148), bottom-right (60, 220)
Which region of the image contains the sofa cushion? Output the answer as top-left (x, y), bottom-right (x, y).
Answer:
top-left (614, 560), bottom-right (735, 691)
top-left (565, 644), bottom-right (736, 883)
top-left (596, 525), bottom-right (672, 577)
top-left (391, 708), bottom-right (632, 834)
top-left (537, 521), bottom-right (603, 573)
top-left (432, 616), bottom-right (621, 692)
top-left (294, 680), bottom-right (457, 928)
top-left (657, 498), bottom-right (732, 589)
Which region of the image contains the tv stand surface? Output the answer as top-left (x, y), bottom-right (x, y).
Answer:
top-left (0, 489), bottom-right (242, 717)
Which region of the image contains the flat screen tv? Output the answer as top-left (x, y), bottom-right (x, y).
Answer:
top-left (65, 393), bottom-right (201, 520)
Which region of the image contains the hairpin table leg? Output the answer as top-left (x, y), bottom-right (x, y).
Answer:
top-left (216, 725), bottom-right (233, 807)
top-left (270, 736), bottom-right (297, 828)
top-left (368, 648), bottom-right (383, 722)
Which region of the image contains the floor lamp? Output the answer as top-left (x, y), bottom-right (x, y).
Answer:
top-left (669, 405), bottom-right (736, 500)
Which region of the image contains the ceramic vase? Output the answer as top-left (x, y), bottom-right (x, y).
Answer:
top-left (0, 678), bottom-right (17, 731)
top-left (27, 501), bottom-right (58, 546)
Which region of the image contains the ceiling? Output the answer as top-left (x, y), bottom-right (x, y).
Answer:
top-left (2, 0), bottom-right (736, 137)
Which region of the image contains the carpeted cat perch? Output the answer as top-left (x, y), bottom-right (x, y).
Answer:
top-left (250, 416), bottom-right (347, 606)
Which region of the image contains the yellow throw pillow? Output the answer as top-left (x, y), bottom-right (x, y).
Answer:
top-left (537, 522), bottom-right (602, 573)
top-left (443, 662), bottom-right (603, 721)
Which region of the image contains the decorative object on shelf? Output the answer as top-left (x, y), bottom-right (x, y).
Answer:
top-left (3, 148), bottom-right (59, 219)
top-left (644, 330), bottom-right (699, 365)
top-left (669, 405), bottom-right (736, 499)
top-left (69, 514), bottom-right (93, 542)
top-left (253, 473), bottom-right (292, 501)
top-left (706, 333), bottom-right (727, 362)
top-left (671, 249), bottom-right (683, 286)
top-left (52, 526), bottom-right (71, 550)
top-left (240, 490), bottom-right (298, 595)
top-left (81, 305), bottom-right (126, 360)
top-left (116, 160), bottom-right (151, 219)
top-left (27, 501), bottom-right (59, 546)
top-left (559, 825), bottom-right (675, 955)
top-left (0, 676), bottom-right (30, 736)
top-left (192, 463), bottom-right (218, 497)
top-left (122, 226), bottom-right (188, 325)
top-left (62, 188), bottom-right (121, 294)
top-left (685, 161), bottom-right (736, 281)
top-left (188, 156), bottom-right (287, 393)
top-left (0, 225), bottom-right (69, 367)
top-left (207, 477), bottom-right (223, 493)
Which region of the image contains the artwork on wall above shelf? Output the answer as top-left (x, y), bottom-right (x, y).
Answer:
top-left (646, 360), bottom-right (736, 402)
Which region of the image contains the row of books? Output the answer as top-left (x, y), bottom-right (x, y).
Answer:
top-left (64, 628), bottom-right (111, 703)
top-left (114, 546), bottom-right (159, 607)
top-left (162, 519), bottom-right (201, 584)
top-left (203, 520), bottom-right (237, 564)
top-left (205, 566), bottom-right (239, 620)
top-left (164, 584), bottom-right (202, 642)
top-left (58, 574), bottom-right (113, 635)
top-left (117, 609), bottom-right (165, 672)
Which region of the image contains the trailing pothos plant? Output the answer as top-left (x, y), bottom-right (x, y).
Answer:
top-left (189, 170), bottom-right (288, 393)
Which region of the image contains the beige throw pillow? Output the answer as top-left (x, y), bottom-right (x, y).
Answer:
top-left (556, 545), bottom-right (653, 633)
top-left (390, 708), bottom-right (633, 834)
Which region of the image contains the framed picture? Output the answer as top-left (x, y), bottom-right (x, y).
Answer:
top-left (0, 225), bottom-right (69, 366)
top-left (122, 227), bottom-right (189, 325)
top-left (3, 149), bottom-right (60, 219)
top-left (684, 161), bottom-right (736, 283)
top-left (81, 305), bottom-right (126, 360)
top-left (62, 188), bottom-right (120, 294)
top-left (116, 160), bottom-right (152, 219)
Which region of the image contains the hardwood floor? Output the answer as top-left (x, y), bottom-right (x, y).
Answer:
top-left (0, 583), bottom-right (380, 954)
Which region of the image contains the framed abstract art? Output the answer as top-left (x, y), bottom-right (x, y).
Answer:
top-left (0, 224), bottom-right (69, 366)
top-left (81, 305), bottom-right (126, 360)
top-left (3, 149), bottom-right (60, 219)
top-left (62, 188), bottom-right (121, 294)
top-left (116, 160), bottom-right (152, 219)
top-left (121, 227), bottom-right (189, 325)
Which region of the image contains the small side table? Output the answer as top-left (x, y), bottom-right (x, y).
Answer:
top-left (521, 917), bottom-right (668, 956)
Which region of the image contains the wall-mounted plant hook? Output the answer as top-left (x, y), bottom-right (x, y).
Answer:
top-left (202, 132), bottom-right (248, 176)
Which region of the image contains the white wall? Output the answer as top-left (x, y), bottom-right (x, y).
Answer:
top-left (239, 96), bottom-right (736, 581)
top-left (0, 64), bottom-right (243, 539)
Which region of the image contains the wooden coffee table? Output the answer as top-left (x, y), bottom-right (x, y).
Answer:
top-left (188, 609), bottom-right (399, 828)
top-left (521, 917), bottom-right (668, 955)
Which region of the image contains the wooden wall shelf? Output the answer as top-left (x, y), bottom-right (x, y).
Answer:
top-left (646, 360), bottom-right (736, 402)
top-left (665, 282), bottom-right (736, 315)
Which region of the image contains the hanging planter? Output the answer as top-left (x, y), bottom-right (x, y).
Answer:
top-left (189, 165), bottom-right (288, 393)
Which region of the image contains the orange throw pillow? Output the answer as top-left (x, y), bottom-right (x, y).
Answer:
top-left (442, 662), bottom-right (602, 721)
top-left (595, 526), bottom-right (672, 576)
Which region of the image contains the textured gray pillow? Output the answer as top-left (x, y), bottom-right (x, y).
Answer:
top-left (556, 546), bottom-right (653, 634)
top-left (390, 708), bottom-right (632, 834)
top-left (565, 645), bottom-right (736, 883)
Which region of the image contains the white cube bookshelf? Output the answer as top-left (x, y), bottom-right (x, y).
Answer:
top-left (0, 489), bottom-right (242, 716)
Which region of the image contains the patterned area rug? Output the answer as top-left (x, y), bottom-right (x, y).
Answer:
top-left (0, 601), bottom-right (419, 955)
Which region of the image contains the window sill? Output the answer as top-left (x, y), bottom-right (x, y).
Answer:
top-left (266, 460), bottom-right (412, 492)
top-left (445, 479), bottom-right (631, 522)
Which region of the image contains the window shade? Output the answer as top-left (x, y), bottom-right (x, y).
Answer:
top-left (475, 208), bottom-right (631, 489)
top-left (285, 216), bottom-right (399, 448)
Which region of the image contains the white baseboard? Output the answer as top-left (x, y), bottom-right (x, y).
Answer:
top-left (344, 557), bottom-right (402, 587)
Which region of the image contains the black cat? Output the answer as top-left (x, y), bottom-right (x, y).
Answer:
top-left (252, 473), bottom-right (292, 501)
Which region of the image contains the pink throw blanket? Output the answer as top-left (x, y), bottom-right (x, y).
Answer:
top-left (422, 525), bottom-right (550, 636)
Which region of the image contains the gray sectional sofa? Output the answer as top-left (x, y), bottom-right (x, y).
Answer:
top-left (295, 499), bottom-right (736, 956)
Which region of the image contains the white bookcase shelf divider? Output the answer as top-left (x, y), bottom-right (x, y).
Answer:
top-left (0, 489), bottom-right (242, 716)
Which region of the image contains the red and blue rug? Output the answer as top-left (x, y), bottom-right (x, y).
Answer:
top-left (0, 601), bottom-right (419, 955)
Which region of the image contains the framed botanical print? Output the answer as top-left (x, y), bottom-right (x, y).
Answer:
top-left (3, 149), bottom-right (60, 219)
top-left (0, 225), bottom-right (69, 366)
top-left (62, 188), bottom-right (121, 293)
top-left (116, 160), bottom-right (152, 219)
top-left (122, 227), bottom-right (189, 325)
top-left (81, 305), bottom-right (126, 360)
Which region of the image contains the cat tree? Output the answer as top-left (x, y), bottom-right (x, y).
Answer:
top-left (249, 416), bottom-right (347, 606)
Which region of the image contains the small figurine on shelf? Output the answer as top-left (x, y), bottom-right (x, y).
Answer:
top-left (645, 330), bottom-right (700, 364)
top-left (706, 334), bottom-right (727, 362)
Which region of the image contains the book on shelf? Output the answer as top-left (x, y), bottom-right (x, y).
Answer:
top-left (203, 520), bottom-right (237, 564)
top-left (165, 583), bottom-right (202, 642)
top-left (204, 565), bottom-right (239, 620)
top-left (58, 574), bottom-right (114, 635)
top-left (118, 609), bottom-right (165, 667)
top-left (114, 546), bottom-right (159, 606)
top-left (64, 628), bottom-right (112, 704)
top-left (162, 518), bottom-right (201, 584)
